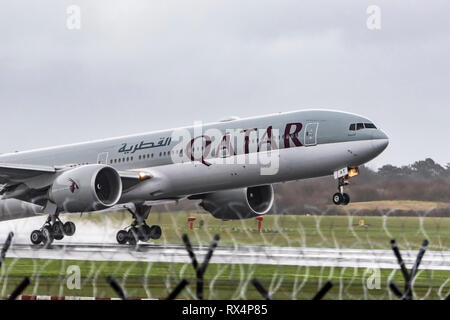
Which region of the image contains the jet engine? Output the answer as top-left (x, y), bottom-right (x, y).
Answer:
top-left (198, 185), bottom-right (274, 220)
top-left (49, 164), bottom-right (122, 212)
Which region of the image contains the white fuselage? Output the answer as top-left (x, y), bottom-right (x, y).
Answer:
top-left (0, 110), bottom-right (389, 205)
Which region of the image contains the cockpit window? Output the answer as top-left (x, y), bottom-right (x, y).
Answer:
top-left (350, 122), bottom-right (377, 131)
top-left (364, 123), bottom-right (377, 129)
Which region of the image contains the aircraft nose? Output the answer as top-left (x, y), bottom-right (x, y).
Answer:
top-left (372, 130), bottom-right (389, 154)
top-left (379, 130), bottom-right (389, 141)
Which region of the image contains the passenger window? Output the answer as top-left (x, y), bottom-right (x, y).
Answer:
top-left (357, 123), bottom-right (364, 130)
top-left (349, 124), bottom-right (356, 131)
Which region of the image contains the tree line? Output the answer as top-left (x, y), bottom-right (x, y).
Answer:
top-left (274, 158), bottom-right (450, 216)
top-left (156, 158), bottom-right (450, 216)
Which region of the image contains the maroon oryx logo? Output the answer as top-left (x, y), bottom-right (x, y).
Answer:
top-left (68, 178), bottom-right (79, 193)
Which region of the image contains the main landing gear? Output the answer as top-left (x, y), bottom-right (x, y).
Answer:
top-left (332, 177), bottom-right (351, 206)
top-left (30, 215), bottom-right (76, 246)
top-left (116, 204), bottom-right (162, 245)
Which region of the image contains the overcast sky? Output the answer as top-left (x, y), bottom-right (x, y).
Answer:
top-left (0, 1), bottom-right (449, 169)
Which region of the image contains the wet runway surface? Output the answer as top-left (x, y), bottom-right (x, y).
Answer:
top-left (5, 242), bottom-right (450, 270)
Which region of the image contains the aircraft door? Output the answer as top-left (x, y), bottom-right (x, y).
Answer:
top-left (97, 152), bottom-right (109, 164)
top-left (304, 123), bottom-right (319, 146)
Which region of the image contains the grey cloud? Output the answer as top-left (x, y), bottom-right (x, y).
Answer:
top-left (0, 0), bottom-right (449, 169)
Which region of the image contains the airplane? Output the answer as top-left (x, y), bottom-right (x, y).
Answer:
top-left (0, 109), bottom-right (389, 246)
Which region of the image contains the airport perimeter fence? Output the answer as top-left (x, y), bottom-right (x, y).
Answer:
top-left (0, 204), bottom-right (449, 300)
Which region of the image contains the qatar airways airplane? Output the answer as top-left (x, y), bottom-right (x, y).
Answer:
top-left (0, 109), bottom-right (388, 246)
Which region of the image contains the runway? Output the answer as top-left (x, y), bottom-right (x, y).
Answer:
top-left (4, 242), bottom-right (450, 270)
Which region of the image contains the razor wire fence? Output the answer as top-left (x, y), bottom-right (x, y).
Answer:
top-left (0, 204), bottom-right (449, 300)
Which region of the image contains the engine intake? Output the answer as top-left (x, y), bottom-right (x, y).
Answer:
top-left (49, 164), bottom-right (122, 212)
top-left (199, 185), bottom-right (274, 220)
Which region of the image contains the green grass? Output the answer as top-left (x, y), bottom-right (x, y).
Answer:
top-left (72, 211), bottom-right (450, 250)
top-left (1, 258), bottom-right (449, 300)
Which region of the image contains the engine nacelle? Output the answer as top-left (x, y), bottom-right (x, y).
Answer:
top-left (199, 185), bottom-right (274, 220)
top-left (49, 164), bottom-right (122, 212)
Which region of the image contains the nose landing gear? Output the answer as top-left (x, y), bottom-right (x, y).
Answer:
top-left (332, 167), bottom-right (359, 206)
top-left (332, 176), bottom-right (351, 206)
top-left (333, 189), bottom-right (350, 206)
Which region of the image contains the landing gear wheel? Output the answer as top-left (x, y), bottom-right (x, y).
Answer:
top-left (120, 204), bottom-right (158, 245)
top-left (137, 225), bottom-right (152, 242)
top-left (29, 207), bottom-right (75, 246)
top-left (30, 230), bottom-right (42, 245)
top-left (333, 193), bottom-right (344, 205)
top-left (42, 226), bottom-right (54, 246)
top-left (63, 222), bottom-right (76, 236)
top-left (52, 221), bottom-right (64, 240)
top-left (342, 193), bottom-right (350, 205)
top-left (127, 229), bottom-right (138, 245)
top-left (149, 225), bottom-right (162, 240)
top-left (116, 230), bottom-right (128, 244)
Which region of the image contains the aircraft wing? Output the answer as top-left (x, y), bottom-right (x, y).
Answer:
top-left (116, 170), bottom-right (151, 190)
top-left (0, 163), bottom-right (146, 187)
top-left (0, 163), bottom-right (56, 184)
